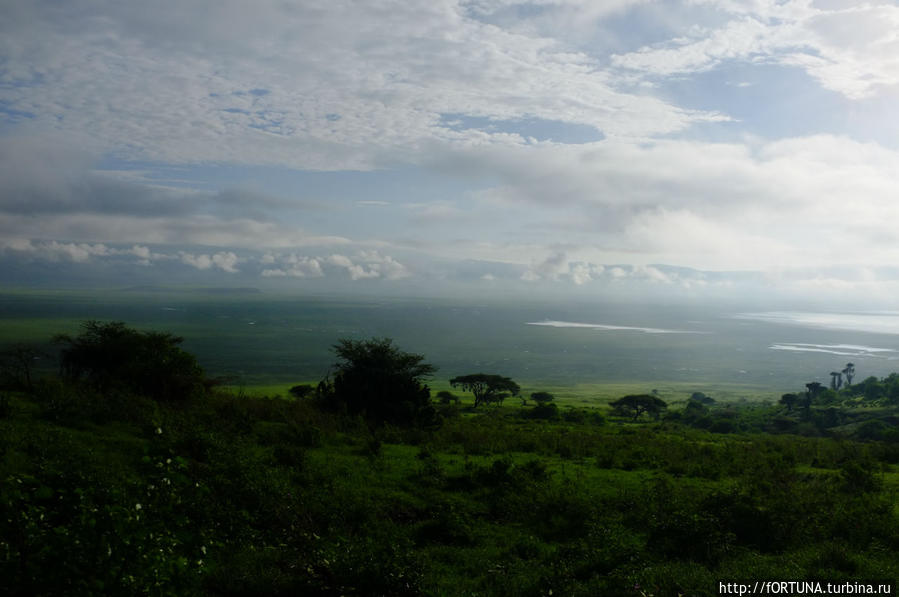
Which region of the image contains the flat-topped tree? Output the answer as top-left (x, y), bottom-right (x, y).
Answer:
top-left (610, 394), bottom-right (667, 421)
top-left (449, 373), bottom-right (520, 407)
top-left (830, 371), bottom-right (842, 390)
top-left (805, 381), bottom-right (823, 401)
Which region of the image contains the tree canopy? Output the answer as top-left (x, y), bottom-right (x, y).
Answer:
top-left (530, 391), bottom-right (554, 405)
top-left (449, 373), bottom-right (520, 407)
top-left (322, 337), bottom-right (437, 427)
top-left (54, 320), bottom-right (205, 402)
top-left (609, 394), bottom-right (668, 421)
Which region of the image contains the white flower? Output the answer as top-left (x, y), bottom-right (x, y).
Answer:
top-left (135, 503), bottom-right (142, 510)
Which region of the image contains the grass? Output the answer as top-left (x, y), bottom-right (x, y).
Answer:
top-left (235, 379), bottom-right (779, 407)
top-left (4, 379), bottom-right (899, 595)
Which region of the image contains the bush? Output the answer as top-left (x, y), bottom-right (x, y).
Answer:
top-left (436, 390), bottom-right (459, 404)
top-left (528, 402), bottom-right (559, 420)
top-left (288, 384), bottom-right (314, 399)
top-left (319, 338), bottom-right (438, 428)
top-left (55, 321), bottom-right (206, 403)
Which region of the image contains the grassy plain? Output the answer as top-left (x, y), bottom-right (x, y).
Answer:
top-left (238, 380), bottom-right (776, 408)
top-left (4, 287), bottom-right (870, 401)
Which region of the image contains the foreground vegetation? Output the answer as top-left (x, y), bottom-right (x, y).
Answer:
top-left (2, 323), bottom-right (899, 595)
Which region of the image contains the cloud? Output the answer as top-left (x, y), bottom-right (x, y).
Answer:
top-left (0, 134), bottom-right (360, 251)
top-left (260, 254), bottom-right (324, 278)
top-left (179, 251), bottom-right (240, 273)
top-left (0, 0), bottom-right (726, 177)
top-left (613, 1), bottom-right (899, 100)
top-left (521, 251), bottom-right (608, 285)
top-left (441, 134), bottom-right (899, 270)
top-left (257, 250), bottom-right (410, 281)
top-left (325, 251), bottom-right (411, 281)
top-left (0, 238), bottom-right (156, 264)
top-left (5, 0), bottom-right (899, 301)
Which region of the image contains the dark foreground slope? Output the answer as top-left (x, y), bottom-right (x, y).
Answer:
top-left (3, 388), bottom-right (899, 596)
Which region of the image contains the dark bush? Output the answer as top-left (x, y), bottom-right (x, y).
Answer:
top-left (528, 402), bottom-right (559, 420)
top-left (319, 337), bottom-right (438, 428)
top-left (288, 384), bottom-right (314, 399)
top-left (55, 321), bottom-right (206, 403)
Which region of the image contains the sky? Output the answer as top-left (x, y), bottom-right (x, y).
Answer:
top-left (3, 0), bottom-right (899, 304)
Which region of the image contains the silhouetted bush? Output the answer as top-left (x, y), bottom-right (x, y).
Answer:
top-left (319, 337), bottom-right (438, 428)
top-left (56, 321), bottom-right (206, 403)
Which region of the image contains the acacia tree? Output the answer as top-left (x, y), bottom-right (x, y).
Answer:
top-left (830, 371), bottom-right (843, 390)
top-left (323, 337), bottom-right (437, 427)
top-left (842, 363), bottom-right (856, 386)
top-left (805, 382), bottom-right (823, 403)
top-left (609, 394), bottom-right (667, 421)
top-left (449, 373), bottom-right (520, 407)
top-left (780, 393), bottom-right (799, 412)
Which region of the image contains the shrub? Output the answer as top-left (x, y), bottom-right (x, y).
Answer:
top-left (319, 338), bottom-right (438, 428)
top-left (55, 321), bottom-right (206, 403)
top-left (528, 402), bottom-right (559, 420)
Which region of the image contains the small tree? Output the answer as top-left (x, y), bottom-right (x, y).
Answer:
top-left (842, 363), bottom-right (855, 386)
top-left (609, 394), bottom-right (667, 421)
top-left (288, 384), bottom-right (315, 399)
top-left (530, 391), bottom-right (554, 405)
top-left (683, 399), bottom-right (708, 420)
top-left (449, 374), bottom-right (520, 408)
top-left (689, 392), bottom-right (715, 405)
top-left (436, 390), bottom-right (460, 404)
top-left (322, 337), bottom-right (437, 427)
top-left (805, 382), bottom-right (823, 402)
top-left (829, 371), bottom-right (843, 390)
top-left (780, 393), bottom-right (798, 412)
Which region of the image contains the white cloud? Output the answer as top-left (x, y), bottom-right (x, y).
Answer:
top-left (324, 251), bottom-right (411, 280)
top-left (0, 239), bottom-right (117, 263)
top-left (179, 251), bottom-right (240, 273)
top-left (613, 1), bottom-right (899, 100)
top-left (5, 0), bottom-right (899, 300)
top-left (260, 254), bottom-right (324, 278)
top-left (0, 0), bottom-right (726, 177)
top-left (129, 245), bottom-right (151, 260)
top-left (445, 134), bottom-right (899, 271)
top-left (521, 252), bottom-right (607, 285)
